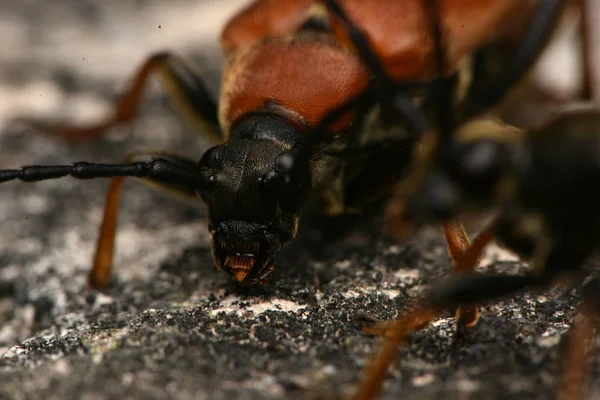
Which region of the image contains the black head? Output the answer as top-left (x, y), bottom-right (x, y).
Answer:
top-left (403, 120), bottom-right (522, 223)
top-left (196, 115), bottom-right (311, 285)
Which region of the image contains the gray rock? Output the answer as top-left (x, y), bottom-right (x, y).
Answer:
top-left (0, 1), bottom-right (599, 399)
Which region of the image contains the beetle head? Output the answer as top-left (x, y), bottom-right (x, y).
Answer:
top-left (391, 120), bottom-right (523, 229)
top-left (196, 116), bottom-right (311, 285)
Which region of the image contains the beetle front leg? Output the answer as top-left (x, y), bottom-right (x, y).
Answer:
top-left (88, 150), bottom-right (203, 289)
top-left (15, 52), bottom-right (222, 145)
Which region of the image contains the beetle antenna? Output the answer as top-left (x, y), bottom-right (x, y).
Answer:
top-left (0, 158), bottom-right (206, 189)
top-left (424, 0), bottom-right (458, 142)
top-left (578, 0), bottom-right (598, 101)
top-left (322, 0), bottom-right (388, 83)
top-left (322, 0), bottom-right (432, 101)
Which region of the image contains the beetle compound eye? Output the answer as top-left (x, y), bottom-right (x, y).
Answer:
top-left (260, 170), bottom-right (282, 194)
top-left (275, 151), bottom-right (295, 173)
top-left (198, 145), bottom-right (221, 169)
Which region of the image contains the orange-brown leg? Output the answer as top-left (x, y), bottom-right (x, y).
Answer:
top-left (442, 221), bottom-right (496, 328)
top-left (361, 221), bottom-right (493, 337)
top-left (88, 150), bottom-right (202, 289)
top-left (352, 307), bottom-right (440, 400)
top-left (16, 52), bottom-right (222, 145)
top-left (442, 221), bottom-right (479, 327)
top-left (353, 222), bottom-right (497, 400)
top-left (558, 280), bottom-right (598, 400)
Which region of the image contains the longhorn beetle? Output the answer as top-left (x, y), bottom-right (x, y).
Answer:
top-left (1, 0), bottom-right (565, 298)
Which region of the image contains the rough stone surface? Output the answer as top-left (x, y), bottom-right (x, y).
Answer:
top-left (0, 1), bottom-right (599, 400)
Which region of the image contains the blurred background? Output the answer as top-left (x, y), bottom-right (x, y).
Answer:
top-left (0, 0), bottom-right (252, 355)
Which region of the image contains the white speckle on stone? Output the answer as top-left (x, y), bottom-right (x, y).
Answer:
top-left (22, 194), bottom-right (52, 215)
top-left (342, 290), bottom-right (362, 299)
top-left (385, 245), bottom-right (401, 255)
top-left (537, 296), bottom-right (548, 303)
top-left (455, 378), bottom-right (480, 393)
top-left (380, 289), bottom-right (401, 299)
top-left (210, 297), bottom-right (306, 317)
top-left (91, 353), bottom-right (104, 365)
top-left (393, 268), bottom-right (420, 284)
top-left (480, 243), bottom-right (521, 267)
top-left (553, 311), bottom-right (565, 319)
top-left (54, 359), bottom-right (72, 375)
top-left (341, 287), bottom-right (400, 300)
top-left (431, 317), bottom-right (454, 328)
top-left (1, 344), bottom-right (27, 359)
top-left (92, 293), bottom-right (114, 310)
top-left (537, 333), bottom-right (561, 348)
top-left (122, 373), bottom-right (134, 386)
top-left (335, 260), bottom-right (352, 270)
top-left (412, 373), bottom-right (435, 386)
top-left (321, 364), bottom-right (337, 376)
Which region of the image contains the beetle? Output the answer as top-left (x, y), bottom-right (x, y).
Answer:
top-left (349, 1), bottom-right (600, 399)
top-left (1, 0), bottom-right (565, 292)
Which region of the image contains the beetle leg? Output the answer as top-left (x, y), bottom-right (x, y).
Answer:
top-left (558, 276), bottom-right (599, 400)
top-left (445, 221), bottom-right (497, 332)
top-left (356, 234), bottom-right (591, 400)
top-left (360, 220), bottom-right (495, 339)
top-left (87, 150), bottom-right (203, 289)
top-left (353, 271), bottom-right (539, 400)
top-left (442, 221), bottom-right (478, 328)
top-left (15, 52), bottom-right (222, 144)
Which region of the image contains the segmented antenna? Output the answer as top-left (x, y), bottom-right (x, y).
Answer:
top-left (0, 158), bottom-right (206, 188)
